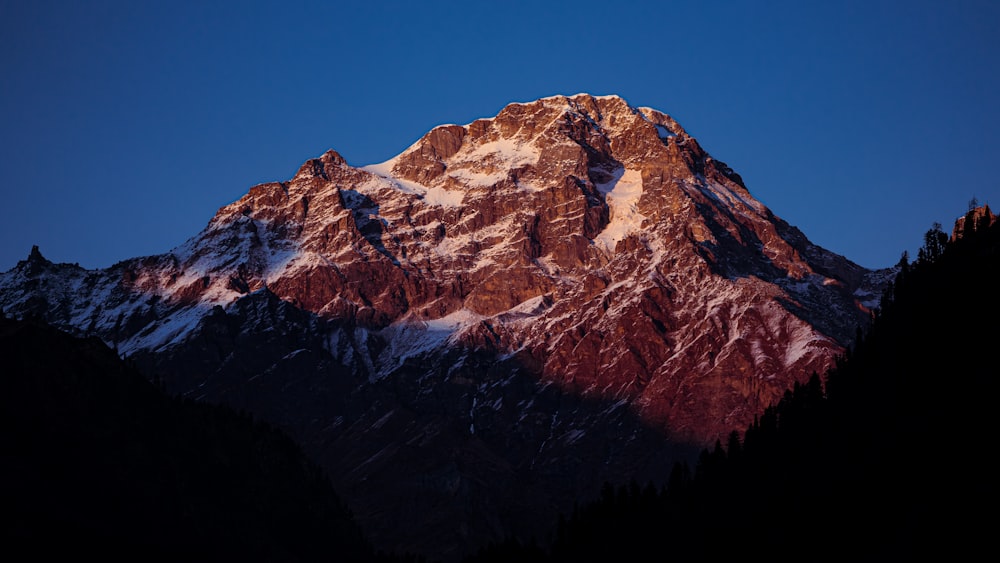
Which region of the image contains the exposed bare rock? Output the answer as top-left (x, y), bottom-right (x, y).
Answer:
top-left (953, 204), bottom-right (997, 240)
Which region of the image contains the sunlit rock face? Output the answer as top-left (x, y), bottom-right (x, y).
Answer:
top-left (0, 94), bottom-right (886, 560)
top-left (952, 205), bottom-right (997, 241)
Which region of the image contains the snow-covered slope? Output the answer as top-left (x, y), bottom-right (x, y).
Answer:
top-left (0, 94), bottom-right (888, 560)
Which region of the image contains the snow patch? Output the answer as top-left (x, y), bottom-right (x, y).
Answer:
top-left (446, 167), bottom-right (506, 188)
top-left (361, 161), bottom-right (428, 197)
top-left (594, 167), bottom-right (646, 254)
top-left (374, 309), bottom-right (485, 376)
top-left (455, 138), bottom-right (539, 181)
top-left (119, 304), bottom-right (208, 356)
top-left (263, 245), bottom-right (302, 281)
top-left (783, 334), bottom-right (829, 367)
top-left (363, 161), bottom-right (465, 206)
top-left (698, 178), bottom-right (766, 216)
top-left (423, 186), bottom-right (464, 207)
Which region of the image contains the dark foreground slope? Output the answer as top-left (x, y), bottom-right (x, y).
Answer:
top-left (0, 315), bottom-right (378, 563)
top-left (466, 210), bottom-right (999, 562)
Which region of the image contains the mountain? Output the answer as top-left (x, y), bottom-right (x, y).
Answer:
top-left (0, 94), bottom-right (887, 559)
top-left (0, 315), bottom-right (377, 563)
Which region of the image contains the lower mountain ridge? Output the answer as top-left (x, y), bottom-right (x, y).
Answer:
top-left (1, 94), bottom-right (888, 559)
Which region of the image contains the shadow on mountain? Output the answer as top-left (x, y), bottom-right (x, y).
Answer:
top-left (124, 289), bottom-right (702, 562)
top-left (692, 198), bottom-right (870, 346)
top-left (341, 189), bottom-right (401, 265)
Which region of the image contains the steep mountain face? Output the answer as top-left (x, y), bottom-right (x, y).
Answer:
top-left (0, 94), bottom-right (885, 559)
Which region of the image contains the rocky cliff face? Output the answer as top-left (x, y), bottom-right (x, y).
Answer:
top-left (953, 205), bottom-right (997, 241)
top-left (1, 94), bottom-right (886, 560)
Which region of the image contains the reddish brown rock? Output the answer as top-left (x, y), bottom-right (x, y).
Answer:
top-left (953, 205), bottom-right (997, 240)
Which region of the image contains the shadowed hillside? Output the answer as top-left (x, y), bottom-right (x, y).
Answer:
top-left (0, 315), bottom-right (383, 562)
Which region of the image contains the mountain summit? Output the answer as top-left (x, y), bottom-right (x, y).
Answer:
top-left (1, 94), bottom-right (886, 559)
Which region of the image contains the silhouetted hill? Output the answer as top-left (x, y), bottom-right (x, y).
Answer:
top-left (0, 315), bottom-right (378, 562)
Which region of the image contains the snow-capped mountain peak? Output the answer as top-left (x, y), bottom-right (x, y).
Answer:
top-left (0, 93), bottom-right (887, 560)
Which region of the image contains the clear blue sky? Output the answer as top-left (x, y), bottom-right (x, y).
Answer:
top-left (2, 0), bottom-right (998, 271)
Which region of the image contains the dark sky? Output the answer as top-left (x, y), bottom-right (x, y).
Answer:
top-left (2, 0), bottom-right (998, 271)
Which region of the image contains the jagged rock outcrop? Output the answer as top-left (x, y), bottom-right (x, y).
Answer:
top-left (953, 204), bottom-right (996, 241)
top-left (1, 94), bottom-right (887, 560)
